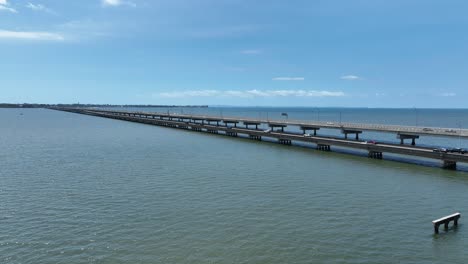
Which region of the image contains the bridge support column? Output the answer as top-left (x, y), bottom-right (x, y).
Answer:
top-left (442, 160), bottom-right (457, 170)
top-left (317, 144), bottom-right (330, 151)
top-left (368, 151), bottom-right (383, 159)
top-left (245, 124), bottom-right (259, 130)
top-left (249, 135), bottom-right (261, 140)
top-left (342, 129), bottom-right (362, 140)
top-left (397, 134), bottom-right (420, 146)
top-left (244, 122), bottom-right (261, 130)
top-left (302, 128), bottom-right (318, 136)
top-left (226, 131), bottom-right (238, 137)
top-left (278, 139), bottom-right (291, 145)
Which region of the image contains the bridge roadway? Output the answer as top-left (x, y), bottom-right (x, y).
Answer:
top-left (52, 107), bottom-right (468, 170)
top-left (76, 108), bottom-right (468, 138)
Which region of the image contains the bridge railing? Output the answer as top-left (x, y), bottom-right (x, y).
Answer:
top-left (80, 108), bottom-right (468, 137)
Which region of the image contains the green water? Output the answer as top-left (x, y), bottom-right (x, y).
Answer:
top-left (1, 108), bottom-right (468, 263)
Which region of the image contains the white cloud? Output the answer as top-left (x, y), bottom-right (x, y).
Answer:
top-left (57, 19), bottom-right (114, 40)
top-left (0, 30), bottom-right (64, 41)
top-left (26, 2), bottom-right (55, 14)
top-left (156, 89), bottom-right (345, 98)
top-left (340, 75), bottom-right (362, 81)
top-left (241, 49), bottom-right (261, 55)
top-left (0, 5), bottom-right (16, 12)
top-left (0, 0), bottom-right (17, 13)
top-left (272, 77), bottom-right (305, 81)
top-left (102, 0), bottom-right (136, 7)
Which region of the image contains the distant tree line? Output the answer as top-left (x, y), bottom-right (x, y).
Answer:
top-left (0, 103), bottom-right (208, 108)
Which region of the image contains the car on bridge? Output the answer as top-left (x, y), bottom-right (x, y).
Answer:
top-left (448, 148), bottom-right (466, 154)
top-left (303, 133), bottom-right (311, 137)
top-left (433, 148), bottom-right (448, 153)
top-left (364, 140), bottom-right (377, 144)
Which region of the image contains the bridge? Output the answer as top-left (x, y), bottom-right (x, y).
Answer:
top-left (50, 107), bottom-right (468, 170)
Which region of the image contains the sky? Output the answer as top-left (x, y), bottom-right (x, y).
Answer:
top-left (1, 0), bottom-right (467, 107)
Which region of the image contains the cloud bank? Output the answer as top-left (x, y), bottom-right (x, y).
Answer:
top-left (0, 30), bottom-right (64, 41)
top-left (156, 89), bottom-right (345, 98)
top-left (26, 2), bottom-right (54, 14)
top-left (340, 75), bottom-right (361, 80)
top-left (0, 0), bottom-right (17, 13)
top-left (102, 0), bottom-right (136, 7)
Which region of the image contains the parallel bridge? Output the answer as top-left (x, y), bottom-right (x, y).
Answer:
top-left (88, 109), bottom-right (468, 138)
top-left (51, 108), bottom-right (468, 170)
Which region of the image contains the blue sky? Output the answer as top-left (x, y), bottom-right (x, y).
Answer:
top-left (1, 0), bottom-right (467, 107)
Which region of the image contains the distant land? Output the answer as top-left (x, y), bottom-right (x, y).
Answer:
top-left (0, 103), bottom-right (209, 108)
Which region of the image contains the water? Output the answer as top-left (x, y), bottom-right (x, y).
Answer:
top-left (1, 108), bottom-right (468, 263)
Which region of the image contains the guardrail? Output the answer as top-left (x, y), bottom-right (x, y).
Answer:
top-left (54, 108), bottom-right (468, 138)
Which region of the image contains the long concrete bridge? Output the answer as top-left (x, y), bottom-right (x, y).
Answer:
top-left (51, 107), bottom-right (468, 170)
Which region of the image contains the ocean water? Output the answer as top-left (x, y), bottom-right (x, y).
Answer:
top-left (1, 108), bottom-right (468, 263)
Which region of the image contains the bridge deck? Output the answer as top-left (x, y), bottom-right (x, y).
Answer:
top-left (50, 108), bottom-right (468, 168)
top-left (87, 109), bottom-right (468, 138)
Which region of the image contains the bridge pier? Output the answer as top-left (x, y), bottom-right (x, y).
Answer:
top-left (244, 121), bottom-right (261, 130)
top-left (226, 131), bottom-right (238, 137)
top-left (278, 139), bottom-right (292, 145)
top-left (301, 126), bottom-right (320, 136)
top-left (191, 118), bottom-right (204, 125)
top-left (442, 160), bottom-right (457, 170)
top-left (206, 119), bottom-right (221, 126)
top-left (269, 123), bottom-right (287, 132)
top-left (368, 151), bottom-right (383, 159)
top-left (342, 129), bottom-right (362, 140)
top-left (224, 120), bottom-right (239, 128)
top-left (249, 135), bottom-right (262, 140)
top-left (245, 124), bottom-right (259, 129)
top-left (397, 133), bottom-right (420, 145)
top-left (207, 129), bottom-right (219, 134)
top-left (317, 144), bottom-right (330, 151)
